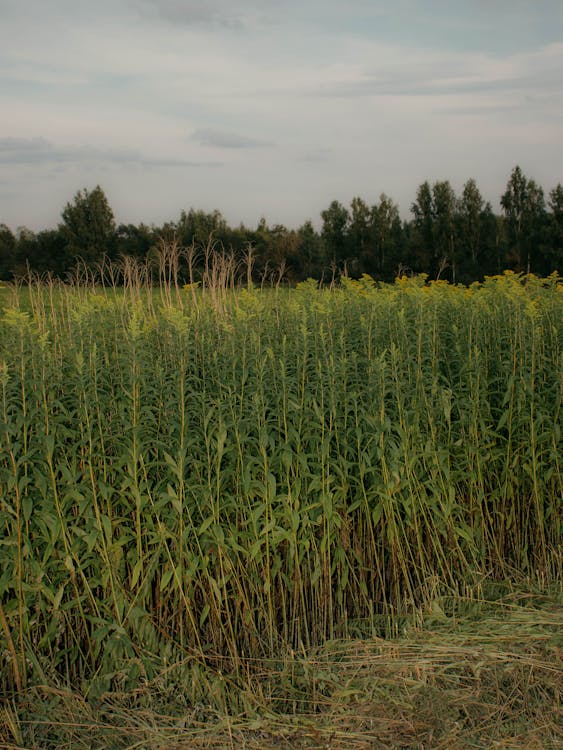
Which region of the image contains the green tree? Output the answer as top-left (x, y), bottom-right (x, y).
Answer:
top-left (13, 227), bottom-right (38, 276)
top-left (295, 220), bottom-right (325, 279)
top-left (177, 208), bottom-right (227, 247)
top-left (0, 224), bottom-right (17, 279)
top-left (8, 226), bottom-right (70, 277)
top-left (321, 200), bottom-right (350, 269)
top-left (60, 185), bottom-right (116, 265)
top-left (457, 178), bottom-right (483, 275)
top-left (35, 229), bottom-right (70, 276)
top-left (500, 166), bottom-right (546, 273)
top-left (410, 181), bottom-right (434, 272)
top-left (478, 203), bottom-right (503, 277)
top-left (410, 180), bottom-right (458, 278)
top-left (115, 223), bottom-right (156, 259)
top-left (546, 184), bottom-right (563, 272)
top-left (276, 225), bottom-right (301, 268)
top-left (369, 193), bottom-right (402, 278)
top-left (432, 180), bottom-right (457, 280)
top-left (348, 197), bottom-right (371, 274)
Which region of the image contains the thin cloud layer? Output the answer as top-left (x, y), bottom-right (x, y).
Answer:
top-left (0, 137), bottom-right (138, 166)
top-left (137, 0), bottom-right (245, 28)
top-left (192, 129), bottom-right (274, 149)
top-left (0, 137), bottom-right (220, 168)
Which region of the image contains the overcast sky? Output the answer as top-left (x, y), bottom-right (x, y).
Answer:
top-left (1, 0), bottom-right (562, 231)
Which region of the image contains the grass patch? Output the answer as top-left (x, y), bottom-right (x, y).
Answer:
top-left (2, 591), bottom-right (561, 749)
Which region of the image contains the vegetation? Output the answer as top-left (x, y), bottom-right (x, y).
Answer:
top-left (1, 165), bottom-right (562, 283)
top-left (0, 257), bottom-right (561, 747)
top-left (2, 596), bottom-right (561, 749)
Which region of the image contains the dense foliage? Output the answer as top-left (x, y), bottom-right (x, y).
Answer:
top-left (1, 166), bottom-right (562, 282)
top-left (0, 268), bottom-right (561, 705)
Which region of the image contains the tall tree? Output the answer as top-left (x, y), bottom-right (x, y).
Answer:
top-left (267, 223), bottom-right (300, 272)
top-left (296, 220), bottom-right (325, 279)
top-left (321, 200), bottom-right (350, 269)
top-left (410, 180), bottom-right (458, 278)
top-left (369, 193), bottom-right (402, 277)
top-left (60, 185), bottom-right (116, 265)
top-left (8, 226), bottom-right (70, 277)
top-left (432, 180), bottom-right (457, 280)
top-left (546, 184), bottom-right (563, 273)
top-left (410, 181), bottom-right (435, 272)
top-left (348, 197), bottom-right (371, 274)
top-left (478, 203), bottom-right (503, 277)
top-left (0, 224), bottom-right (17, 279)
top-left (457, 179), bottom-right (483, 267)
top-left (115, 223), bottom-right (156, 259)
top-left (13, 227), bottom-right (38, 276)
top-left (34, 229), bottom-right (70, 276)
top-left (500, 166), bottom-right (546, 273)
top-left (177, 208), bottom-right (227, 247)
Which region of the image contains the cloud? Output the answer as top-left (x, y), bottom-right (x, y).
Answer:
top-left (191, 128), bottom-right (274, 149)
top-left (298, 148), bottom-right (331, 164)
top-left (134, 0), bottom-right (245, 29)
top-left (0, 137), bottom-right (140, 166)
top-left (312, 74), bottom-right (530, 99)
top-left (0, 137), bottom-right (53, 163)
top-left (297, 41), bottom-right (563, 105)
top-left (0, 137), bottom-right (221, 168)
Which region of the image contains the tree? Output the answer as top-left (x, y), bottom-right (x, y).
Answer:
top-left (410, 181), bottom-right (434, 272)
top-left (457, 178), bottom-right (483, 270)
top-left (34, 229), bottom-right (70, 276)
top-left (548, 184), bottom-right (563, 214)
top-left (500, 167), bottom-right (527, 268)
top-left (410, 180), bottom-right (458, 278)
top-left (500, 166), bottom-right (546, 273)
top-left (369, 193), bottom-right (402, 278)
top-left (321, 200), bottom-right (350, 269)
top-left (13, 227), bottom-right (39, 276)
top-left (115, 223), bottom-right (156, 259)
top-left (177, 208), bottom-right (227, 248)
top-left (60, 185), bottom-right (116, 265)
top-left (546, 184), bottom-right (563, 272)
top-left (478, 202), bottom-right (503, 277)
top-left (295, 220), bottom-right (325, 280)
top-left (0, 224), bottom-right (17, 279)
top-left (348, 197), bottom-right (371, 274)
top-left (6, 226), bottom-right (70, 277)
top-left (432, 180), bottom-right (457, 280)
top-left (229, 217), bottom-right (297, 281)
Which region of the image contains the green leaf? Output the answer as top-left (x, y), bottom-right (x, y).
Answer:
top-left (160, 567), bottom-right (174, 591)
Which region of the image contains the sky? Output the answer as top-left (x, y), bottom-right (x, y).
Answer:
top-left (1, 0), bottom-right (562, 231)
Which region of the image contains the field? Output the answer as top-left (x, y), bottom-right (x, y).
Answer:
top-left (0, 262), bottom-right (561, 748)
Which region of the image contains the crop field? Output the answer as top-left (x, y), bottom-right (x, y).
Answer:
top-left (0, 263), bottom-right (561, 748)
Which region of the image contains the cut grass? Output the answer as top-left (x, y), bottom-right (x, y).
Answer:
top-left (2, 590), bottom-right (561, 749)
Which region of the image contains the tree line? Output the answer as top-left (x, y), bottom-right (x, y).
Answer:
top-left (1, 166), bottom-right (561, 284)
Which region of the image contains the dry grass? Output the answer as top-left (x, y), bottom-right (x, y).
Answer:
top-left (2, 592), bottom-right (561, 749)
